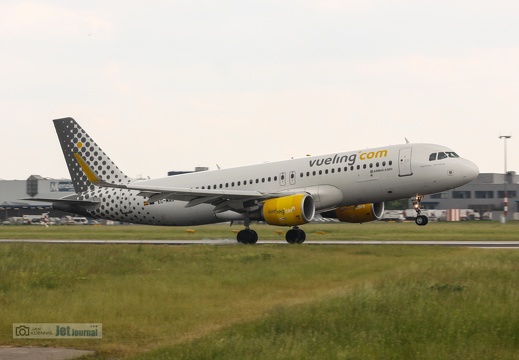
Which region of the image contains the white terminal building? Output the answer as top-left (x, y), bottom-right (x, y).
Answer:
top-left (0, 175), bottom-right (75, 219)
top-left (1, 172), bottom-right (518, 222)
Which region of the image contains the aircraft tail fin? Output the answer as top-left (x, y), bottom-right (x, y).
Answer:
top-left (53, 117), bottom-right (132, 193)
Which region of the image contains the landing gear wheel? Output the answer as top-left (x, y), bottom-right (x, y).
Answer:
top-left (237, 229), bottom-right (258, 244)
top-left (285, 228), bottom-right (306, 244)
top-left (412, 194), bottom-right (429, 226)
top-left (415, 215), bottom-right (429, 226)
top-left (249, 229), bottom-right (258, 244)
top-left (296, 230), bottom-right (306, 244)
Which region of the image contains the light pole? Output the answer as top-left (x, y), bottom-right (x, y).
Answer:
top-left (499, 135), bottom-right (511, 223)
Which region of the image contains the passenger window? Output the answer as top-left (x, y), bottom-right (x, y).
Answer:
top-left (429, 153), bottom-right (437, 161)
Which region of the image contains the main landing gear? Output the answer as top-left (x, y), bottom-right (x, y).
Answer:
top-left (237, 227), bottom-right (258, 244)
top-left (285, 227), bottom-right (306, 244)
top-left (236, 227), bottom-right (307, 244)
top-left (236, 220), bottom-right (306, 244)
top-left (413, 195), bottom-right (429, 226)
top-left (236, 217), bottom-right (258, 244)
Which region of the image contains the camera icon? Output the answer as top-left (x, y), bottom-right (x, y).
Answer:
top-left (15, 325), bottom-right (30, 337)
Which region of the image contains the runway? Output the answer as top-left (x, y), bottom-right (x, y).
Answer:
top-left (1, 239), bottom-right (519, 248)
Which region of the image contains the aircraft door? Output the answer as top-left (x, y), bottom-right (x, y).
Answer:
top-left (398, 148), bottom-right (413, 177)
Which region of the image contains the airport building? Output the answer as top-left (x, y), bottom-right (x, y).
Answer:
top-left (0, 175), bottom-right (75, 220)
top-left (1, 172), bottom-right (518, 221)
top-left (421, 172), bottom-right (518, 221)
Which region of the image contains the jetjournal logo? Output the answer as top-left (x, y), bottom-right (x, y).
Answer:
top-left (13, 323), bottom-right (102, 339)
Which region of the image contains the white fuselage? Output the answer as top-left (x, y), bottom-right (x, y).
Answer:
top-left (72, 143), bottom-right (479, 226)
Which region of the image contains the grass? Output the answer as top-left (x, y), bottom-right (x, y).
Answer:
top-left (0, 222), bottom-right (519, 359)
top-left (142, 250), bottom-right (519, 360)
top-left (165, 252), bottom-right (519, 360)
top-left (1, 220), bottom-right (519, 241)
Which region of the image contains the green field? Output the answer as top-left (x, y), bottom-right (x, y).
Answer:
top-left (1, 221), bottom-right (519, 241)
top-left (1, 222), bottom-right (519, 359)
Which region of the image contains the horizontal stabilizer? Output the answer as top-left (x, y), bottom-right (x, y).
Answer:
top-left (21, 197), bottom-right (101, 214)
top-left (21, 197), bottom-right (100, 206)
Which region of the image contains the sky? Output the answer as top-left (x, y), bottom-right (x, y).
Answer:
top-left (1, 0), bottom-right (518, 180)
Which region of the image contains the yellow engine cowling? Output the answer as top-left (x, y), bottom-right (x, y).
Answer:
top-left (324, 202), bottom-right (384, 223)
top-left (260, 194), bottom-right (315, 226)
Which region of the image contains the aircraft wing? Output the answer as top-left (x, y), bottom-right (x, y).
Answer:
top-left (73, 153), bottom-right (300, 213)
top-left (116, 183), bottom-right (296, 213)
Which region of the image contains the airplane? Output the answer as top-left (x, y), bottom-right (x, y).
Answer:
top-left (28, 117), bottom-right (479, 244)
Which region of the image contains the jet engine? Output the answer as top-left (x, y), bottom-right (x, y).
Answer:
top-left (252, 194), bottom-right (315, 226)
top-left (321, 202), bottom-right (384, 223)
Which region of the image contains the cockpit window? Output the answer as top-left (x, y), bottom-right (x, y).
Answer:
top-left (430, 151), bottom-right (460, 161)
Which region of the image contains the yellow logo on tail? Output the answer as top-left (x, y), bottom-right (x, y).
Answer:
top-left (73, 153), bottom-right (100, 184)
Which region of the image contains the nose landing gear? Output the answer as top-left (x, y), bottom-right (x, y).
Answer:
top-left (413, 195), bottom-right (429, 226)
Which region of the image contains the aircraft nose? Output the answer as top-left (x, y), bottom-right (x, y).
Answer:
top-left (463, 160), bottom-right (479, 182)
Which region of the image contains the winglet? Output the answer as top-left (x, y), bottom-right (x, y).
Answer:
top-left (74, 153), bottom-right (126, 188)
